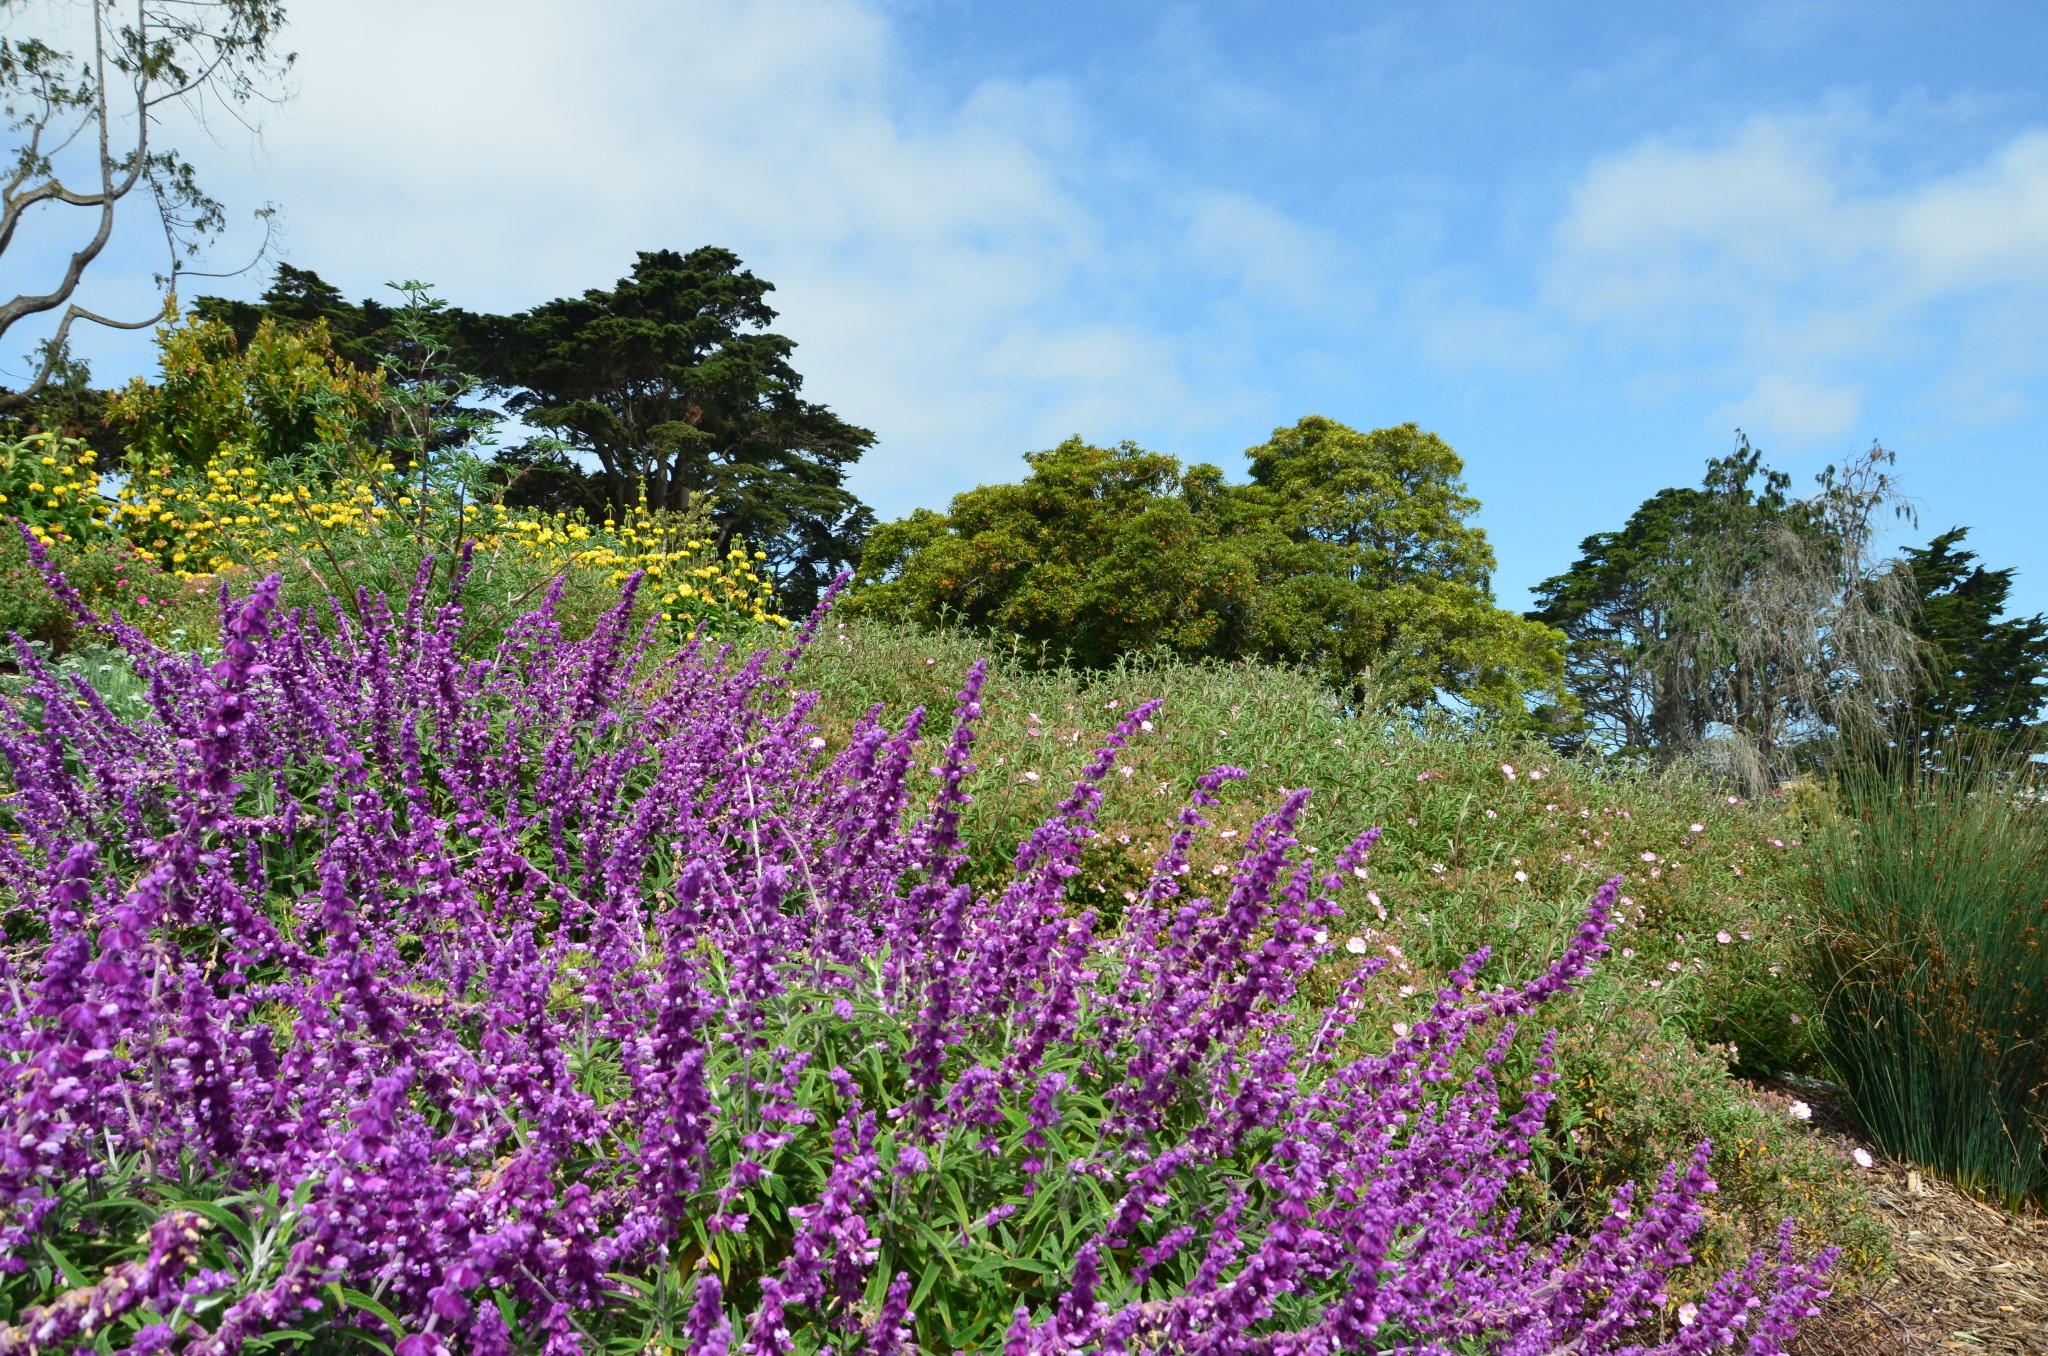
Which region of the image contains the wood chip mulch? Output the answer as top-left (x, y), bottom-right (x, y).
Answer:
top-left (1770, 1083), bottom-right (2048, 1356)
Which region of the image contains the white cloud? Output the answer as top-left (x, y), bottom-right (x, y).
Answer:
top-left (1525, 108), bottom-right (2048, 442)
top-left (91, 0), bottom-right (1337, 514)
top-left (1714, 373), bottom-right (1865, 444)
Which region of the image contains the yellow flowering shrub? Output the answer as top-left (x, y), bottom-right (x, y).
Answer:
top-left (0, 432), bottom-right (118, 549)
top-left (108, 448), bottom-right (784, 632)
top-left (82, 309), bottom-right (787, 634)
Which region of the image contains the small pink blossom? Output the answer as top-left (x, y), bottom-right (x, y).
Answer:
top-left (1788, 1101), bottom-right (1812, 1122)
top-left (1851, 1148), bottom-right (1874, 1168)
top-left (1689, 822), bottom-right (1705, 833)
top-left (1499, 763), bottom-right (1517, 780)
top-left (1715, 930), bottom-right (1732, 944)
top-left (1640, 851), bottom-right (1658, 862)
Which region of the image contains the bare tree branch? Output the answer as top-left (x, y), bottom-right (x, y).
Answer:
top-left (0, 0), bottom-right (293, 404)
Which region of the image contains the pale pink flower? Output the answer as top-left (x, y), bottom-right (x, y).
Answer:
top-left (1513, 870), bottom-right (1528, 883)
top-left (1345, 937), bottom-right (1368, 955)
top-left (1788, 1101), bottom-right (1813, 1122)
top-left (1689, 822), bottom-right (1705, 833)
top-left (1640, 851), bottom-right (1659, 862)
top-left (1852, 1148), bottom-right (1874, 1168)
top-left (1716, 930), bottom-right (1732, 944)
top-left (1500, 763), bottom-right (1517, 780)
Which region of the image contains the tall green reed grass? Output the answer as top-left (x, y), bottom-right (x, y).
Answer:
top-left (1806, 747), bottom-right (2048, 1209)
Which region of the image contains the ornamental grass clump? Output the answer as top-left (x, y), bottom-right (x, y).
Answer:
top-left (1805, 748), bottom-right (2048, 1209)
top-left (0, 542), bottom-right (1834, 1353)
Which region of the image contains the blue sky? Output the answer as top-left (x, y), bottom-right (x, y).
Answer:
top-left (14, 0), bottom-right (2048, 613)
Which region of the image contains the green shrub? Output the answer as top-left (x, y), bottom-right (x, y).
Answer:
top-left (0, 528), bottom-right (184, 653)
top-left (789, 617), bottom-right (1879, 1285)
top-left (1538, 997), bottom-right (1890, 1290)
top-left (1805, 750), bottom-right (2048, 1208)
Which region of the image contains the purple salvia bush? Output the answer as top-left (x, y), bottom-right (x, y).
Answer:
top-left (0, 541), bottom-right (1835, 1353)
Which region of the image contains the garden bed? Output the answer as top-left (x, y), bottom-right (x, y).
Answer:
top-left (1776, 1084), bottom-right (2048, 1355)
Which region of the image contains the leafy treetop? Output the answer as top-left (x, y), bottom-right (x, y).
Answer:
top-left (855, 417), bottom-right (1569, 727)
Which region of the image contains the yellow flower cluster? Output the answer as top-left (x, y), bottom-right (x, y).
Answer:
top-left (499, 501), bottom-right (785, 628)
top-left (112, 451), bottom-right (785, 627)
top-left (1, 432), bottom-right (785, 630)
top-left (0, 433), bottom-right (119, 548)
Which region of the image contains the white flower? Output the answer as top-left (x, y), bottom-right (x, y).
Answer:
top-left (1500, 763), bottom-right (1517, 780)
top-left (1313, 929), bottom-right (1330, 944)
top-left (1352, 866), bottom-right (1370, 881)
top-left (1640, 851), bottom-right (1659, 862)
top-left (806, 736), bottom-right (826, 750)
top-left (1851, 1147), bottom-right (1874, 1168)
top-left (1677, 1302), bottom-right (1698, 1327)
top-left (1788, 1101), bottom-right (1813, 1122)
top-left (1513, 870), bottom-right (1528, 883)
top-left (1727, 795), bottom-right (1741, 804)
top-left (1139, 719), bottom-right (1154, 733)
top-left (1391, 1022), bottom-right (1411, 1037)
top-left (1118, 765), bottom-right (1135, 778)
top-left (1345, 937), bottom-right (1368, 955)
top-left (1689, 822), bottom-right (1705, 833)
top-left (1022, 771), bottom-right (1041, 783)
top-left (1485, 808), bottom-right (1498, 819)
top-left (1528, 769), bottom-right (1543, 781)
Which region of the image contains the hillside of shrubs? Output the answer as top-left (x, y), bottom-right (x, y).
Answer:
top-left (0, 288), bottom-right (2042, 1354)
